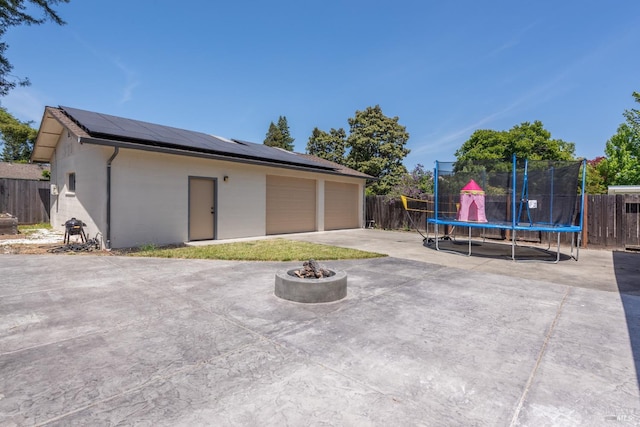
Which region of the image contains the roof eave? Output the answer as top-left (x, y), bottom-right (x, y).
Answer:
top-left (79, 136), bottom-right (367, 178)
top-left (31, 107), bottom-right (91, 163)
top-left (31, 107), bottom-right (64, 162)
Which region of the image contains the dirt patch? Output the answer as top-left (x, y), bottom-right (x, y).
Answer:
top-left (0, 229), bottom-right (182, 256)
top-left (1, 242), bottom-right (137, 256)
top-left (1, 228), bottom-right (112, 256)
top-left (0, 234), bottom-right (21, 240)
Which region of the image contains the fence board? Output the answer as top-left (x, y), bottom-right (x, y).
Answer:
top-left (597, 194), bottom-right (605, 245)
top-left (625, 195), bottom-right (640, 249)
top-left (586, 195), bottom-right (600, 245)
top-left (366, 194), bottom-right (639, 249)
top-left (617, 195), bottom-right (623, 246)
top-left (0, 178), bottom-right (50, 224)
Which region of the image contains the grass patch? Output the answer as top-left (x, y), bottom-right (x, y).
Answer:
top-left (130, 238), bottom-right (387, 261)
top-left (138, 243), bottom-right (157, 252)
top-left (18, 223), bottom-right (52, 235)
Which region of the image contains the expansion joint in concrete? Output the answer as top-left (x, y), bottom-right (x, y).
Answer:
top-left (509, 286), bottom-right (572, 426)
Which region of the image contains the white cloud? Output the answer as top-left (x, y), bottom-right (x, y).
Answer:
top-left (71, 30), bottom-right (140, 105)
top-left (411, 108), bottom-right (510, 157)
top-left (485, 21), bottom-right (538, 59)
top-left (113, 58), bottom-right (139, 104)
top-left (411, 55), bottom-right (581, 158)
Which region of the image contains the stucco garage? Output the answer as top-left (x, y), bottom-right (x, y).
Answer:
top-left (30, 106), bottom-right (372, 248)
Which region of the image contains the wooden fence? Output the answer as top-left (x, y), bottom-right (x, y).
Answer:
top-left (0, 179), bottom-right (50, 224)
top-left (1, 182), bottom-right (637, 247)
top-left (366, 194), bottom-right (640, 250)
top-left (586, 194), bottom-right (640, 249)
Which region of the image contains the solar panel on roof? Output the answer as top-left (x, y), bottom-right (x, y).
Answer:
top-left (59, 106), bottom-right (335, 171)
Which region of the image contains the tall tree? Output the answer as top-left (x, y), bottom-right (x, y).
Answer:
top-left (264, 116), bottom-right (294, 151)
top-left (597, 92), bottom-right (640, 186)
top-left (0, 107), bottom-right (37, 162)
top-left (263, 122), bottom-right (284, 149)
top-left (455, 120), bottom-right (575, 169)
top-left (346, 105), bottom-right (410, 195)
top-left (0, 0), bottom-right (69, 96)
top-left (276, 116), bottom-right (294, 151)
top-left (306, 127), bottom-right (346, 164)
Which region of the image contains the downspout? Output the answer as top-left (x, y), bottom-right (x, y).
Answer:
top-left (106, 147), bottom-right (119, 249)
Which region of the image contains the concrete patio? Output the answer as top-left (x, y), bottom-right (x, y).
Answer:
top-left (1, 229), bottom-right (639, 426)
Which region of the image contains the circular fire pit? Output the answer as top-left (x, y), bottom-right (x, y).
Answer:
top-left (275, 269), bottom-right (347, 303)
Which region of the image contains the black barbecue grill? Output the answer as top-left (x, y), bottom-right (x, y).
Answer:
top-left (64, 218), bottom-right (87, 244)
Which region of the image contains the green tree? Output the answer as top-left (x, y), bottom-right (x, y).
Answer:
top-left (264, 116), bottom-right (294, 151)
top-left (276, 116), bottom-right (294, 151)
top-left (388, 164), bottom-right (434, 200)
top-left (306, 127), bottom-right (346, 164)
top-left (597, 92), bottom-right (640, 186)
top-left (346, 105), bottom-right (410, 195)
top-left (584, 161), bottom-right (606, 194)
top-left (0, 107), bottom-right (37, 161)
top-left (598, 123), bottom-right (640, 186)
top-left (263, 122), bottom-right (284, 149)
top-left (455, 121), bottom-right (575, 169)
top-left (0, 0), bottom-right (69, 96)
top-left (625, 91), bottom-right (640, 128)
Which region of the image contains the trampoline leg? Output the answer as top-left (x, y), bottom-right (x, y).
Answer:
top-left (511, 229), bottom-right (516, 261)
top-left (468, 226), bottom-right (472, 256)
top-left (544, 232), bottom-right (551, 251)
top-left (435, 223), bottom-right (440, 251)
top-left (571, 232), bottom-right (580, 261)
top-left (554, 232), bottom-right (560, 264)
top-left (426, 219), bottom-right (431, 245)
top-left (570, 233), bottom-right (575, 259)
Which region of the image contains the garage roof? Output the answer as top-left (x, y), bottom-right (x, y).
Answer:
top-left (32, 106), bottom-right (372, 178)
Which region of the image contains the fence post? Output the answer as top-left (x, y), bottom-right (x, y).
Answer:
top-left (582, 195), bottom-right (588, 248)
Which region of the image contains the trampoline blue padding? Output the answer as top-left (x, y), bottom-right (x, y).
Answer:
top-left (428, 218), bottom-right (582, 233)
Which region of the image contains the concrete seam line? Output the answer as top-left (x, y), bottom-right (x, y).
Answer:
top-left (0, 285), bottom-right (106, 299)
top-left (0, 312), bottom-right (155, 356)
top-left (509, 286), bottom-right (572, 427)
top-left (0, 329), bottom-right (105, 357)
top-left (358, 277), bottom-right (423, 302)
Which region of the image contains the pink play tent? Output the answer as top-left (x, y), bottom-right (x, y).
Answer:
top-left (457, 179), bottom-right (488, 222)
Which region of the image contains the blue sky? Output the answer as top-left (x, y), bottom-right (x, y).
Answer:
top-left (3, 0), bottom-right (639, 169)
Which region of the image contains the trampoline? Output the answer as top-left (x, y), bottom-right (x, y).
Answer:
top-left (426, 155), bottom-right (586, 262)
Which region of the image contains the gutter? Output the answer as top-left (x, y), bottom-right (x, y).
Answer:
top-left (106, 147), bottom-right (119, 249)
